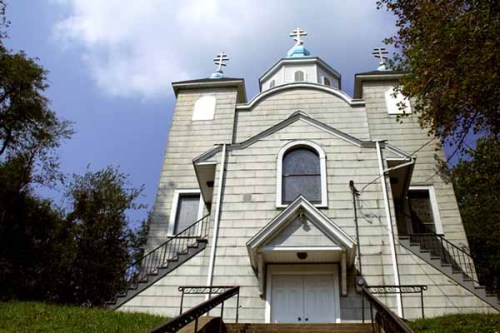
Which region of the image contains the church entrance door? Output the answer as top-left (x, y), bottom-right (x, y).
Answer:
top-left (270, 274), bottom-right (337, 323)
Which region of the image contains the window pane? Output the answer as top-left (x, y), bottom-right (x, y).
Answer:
top-left (283, 176), bottom-right (321, 203)
top-left (283, 149), bottom-right (320, 175)
top-left (294, 71), bottom-right (304, 82)
top-left (409, 190), bottom-right (436, 233)
top-left (175, 194), bottom-right (200, 233)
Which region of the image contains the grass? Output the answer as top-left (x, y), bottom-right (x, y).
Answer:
top-left (0, 301), bottom-right (168, 333)
top-left (410, 313), bottom-right (500, 333)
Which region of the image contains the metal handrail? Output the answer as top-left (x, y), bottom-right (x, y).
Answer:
top-left (358, 279), bottom-right (414, 333)
top-left (107, 214), bottom-right (211, 304)
top-left (407, 224), bottom-right (478, 284)
top-left (150, 286), bottom-right (240, 333)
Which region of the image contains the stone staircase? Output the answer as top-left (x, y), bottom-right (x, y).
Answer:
top-left (399, 236), bottom-right (499, 311)
top-left (106, 215), bottom-right (211, 309)
top-left (225, 323), bottom-right (372, 333)
top-left (106, 239), bottom-right (208, 309)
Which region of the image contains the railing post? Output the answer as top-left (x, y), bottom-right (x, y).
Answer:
top-left (369, 302), bottom-right (375, 333)
top-left (194, 317), bottom-right (198, 333)
top-left (236, 290), bottom-right (240, 323)
top-left (179, 288), bottom-right (185, 315)
top-left (362, 297), bottom-right (365, 323)
top-left (220, 301), bottom-right (224, 319)
top-left (420, 288), bottom-right (425, 319)
top-left (400, 289), bottom-right (405, 319)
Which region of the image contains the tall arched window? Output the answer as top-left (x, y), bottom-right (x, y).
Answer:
top-left (294, 70), bottom-right (305, 82)
top-left (283, 148), bottom-right (321, 203)
top-left (277, 141), bottom-right (327, 207)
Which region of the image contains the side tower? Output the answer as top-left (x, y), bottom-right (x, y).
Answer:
top-left (147, 54), bottom-right (246, 250)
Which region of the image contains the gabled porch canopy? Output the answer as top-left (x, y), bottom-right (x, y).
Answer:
top-left (247, 196), bottom-right (356, 296)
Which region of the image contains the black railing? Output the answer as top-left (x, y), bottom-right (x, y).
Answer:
top-left (150, 286), bottom-right (240, 333)
top-left (408, 224), bottom-right (478, 285)
top-left (357, 278), bottom-right (414, 333)
top-left (107, 215), bottom-right (211, 304)
top-left (367, 285), bottom-right (427, 319)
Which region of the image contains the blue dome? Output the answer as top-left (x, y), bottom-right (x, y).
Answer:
top-left (287, 44), bottom-right (311, 58)
top-left (210, 70), bottom-right (224, 79)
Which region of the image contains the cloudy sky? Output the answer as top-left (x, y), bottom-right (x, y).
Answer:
top-left (5, 1), bottom-right (397, 222)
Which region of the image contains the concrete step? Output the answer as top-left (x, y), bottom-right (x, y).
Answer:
top-left (225, 323), bottom-right (373, 333)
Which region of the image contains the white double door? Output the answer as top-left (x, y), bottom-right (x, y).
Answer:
top-left (271, 274), bottom-right (337, 323)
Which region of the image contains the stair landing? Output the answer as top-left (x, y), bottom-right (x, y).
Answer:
top-left (225, 323), bottom-right (372, 333)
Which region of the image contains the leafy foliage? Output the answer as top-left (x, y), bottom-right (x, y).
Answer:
top-left (0, 45), bottom-right (73, 187)
top-left (63, 167), bottom-right (148, 306)
top-left (0, 4), bottom-right (149, 306)
top-left (0, 158), bottom-right (74, 302)
top-left (377, 0), bottom-right (500, 146)
top-left (451, 136), bottom-right (500, 293)
top-left (378, 0), bottom-right (500, 294)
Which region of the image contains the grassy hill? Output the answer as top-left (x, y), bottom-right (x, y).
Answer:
top-left (1, 301), bottom-right (498, 333)
top-left (409, 313), bottom-right (500, 333)
top-left (0, 301), bottom-right (167, 333)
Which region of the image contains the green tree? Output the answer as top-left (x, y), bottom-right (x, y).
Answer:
top-left (451, 137), bottom-right (499, 292)
top-left (378, 0), bottom-right (500, 292)
top-left (63, 167), bottom-right (148, 306)
top-left (0, 156), bottom-right (74, 301)
top-left (377, 0), bottom-right (499, 146)
top-left (0, 0), bottom-right (75, 301)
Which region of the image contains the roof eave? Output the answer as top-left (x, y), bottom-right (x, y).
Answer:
top-left (172, 78), bottom-right (247, 103)
top-left (353, 71), bottom-right (405, 99)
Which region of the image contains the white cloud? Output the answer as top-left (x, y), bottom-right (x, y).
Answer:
top-left (52, 0), bottom-right (396, 99)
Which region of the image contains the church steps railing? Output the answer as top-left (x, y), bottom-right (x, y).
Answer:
top-left (404, 223), bottom-right (479, 287)
top-left (357, 279), bottom-right (415, 333)
top-left (106, 214), bottom-right (211, 305)
top-left (149, 285), bottom-right (240, 333)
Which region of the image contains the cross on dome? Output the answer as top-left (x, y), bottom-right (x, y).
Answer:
top-left (372, 47), bottom-right (389, 70)
top-left (290, 27), bottom-right (308, 45)
top-left (214, 52), bottom-right (229, 72)
top-left (210, 51), bottom-right (229, 79)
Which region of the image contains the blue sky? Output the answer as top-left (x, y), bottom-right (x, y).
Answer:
top-left (4, 1), bottom-right (397, 224)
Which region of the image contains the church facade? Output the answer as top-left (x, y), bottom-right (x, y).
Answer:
top-left (114, 30), bottom-right (498, 322)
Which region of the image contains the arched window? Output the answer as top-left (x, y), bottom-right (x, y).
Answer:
top-left (323, 77), bottom-right (331, 86)
top-left (269, 80), bottom-right (276, 88)
top-left (277, 141), bottom-right (327, 207)
top-left (294, 70), bottom-right (305, 82)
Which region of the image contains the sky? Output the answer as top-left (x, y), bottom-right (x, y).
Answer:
top-left (4, 1), bottom-right (397, 224)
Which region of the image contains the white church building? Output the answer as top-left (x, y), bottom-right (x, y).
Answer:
top-left (109, 29), bottom-right (499, 324)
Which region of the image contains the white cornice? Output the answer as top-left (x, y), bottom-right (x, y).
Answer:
top-left (236, 83), bottom-right (364, 111)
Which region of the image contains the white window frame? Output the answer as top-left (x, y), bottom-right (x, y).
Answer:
top-left (167, 189), bottom-right (204, 235)
top-left (276, 141), bottom-right (328, 208)
top-left (408, 186), bottom-right (443, 235)
top-left (265, 264), bottom-right (341, 323)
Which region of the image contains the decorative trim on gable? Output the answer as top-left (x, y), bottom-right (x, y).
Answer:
top-left (236, 82), bottom-right (364, 110)
top-left (192, 111), bottom-right (414, 165)
top-left (246, 196), bottom-right (357, 269)
top-left (247, 196), bottom-right (356, 297)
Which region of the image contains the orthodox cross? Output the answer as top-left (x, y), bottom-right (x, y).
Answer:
top-left (372, 47), bottom-right (389, 66)
top-left (213, 52), bottom-right (229, 72)
top-left (290, 27), bottom-right (307, 45)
